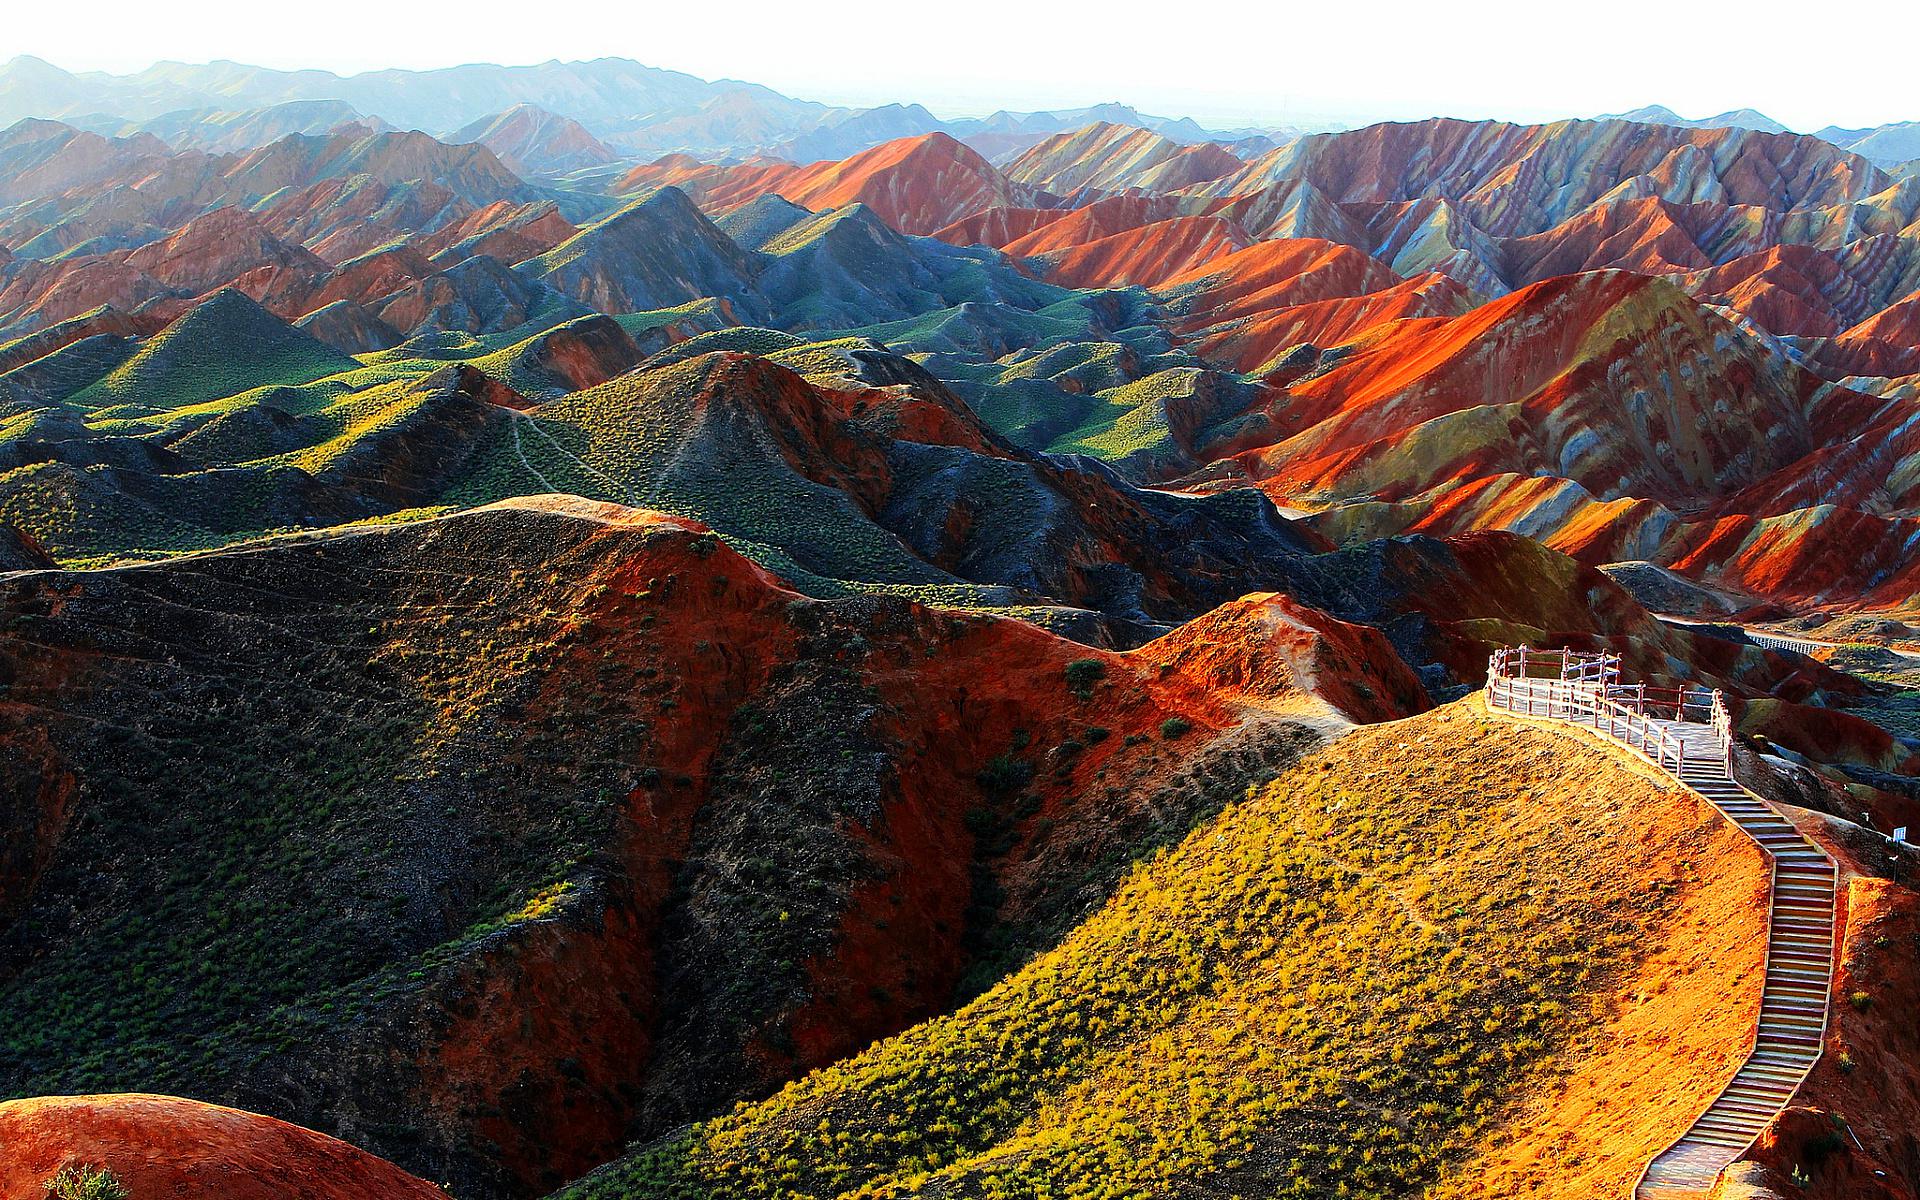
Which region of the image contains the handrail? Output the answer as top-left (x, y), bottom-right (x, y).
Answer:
top-left (1486, 674), bottom-right (1689, 775)
top-left (1710, 689), bottom-right (1735, 776)
top-left (1491, 645), bottom-right (1828, 1200)
top-left (1485, 645), bottom-right (1727, 774)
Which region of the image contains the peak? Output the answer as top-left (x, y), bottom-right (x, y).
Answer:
top-left (192, 286), bottom-right (272, 315)
top-left (622, 185), bottom-right (706, 219)
top-left (906, 130), bottom-right (966, 152)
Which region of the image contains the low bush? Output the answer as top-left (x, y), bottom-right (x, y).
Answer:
top-left (1064, 659), bottom-right (1106, 700)
top-left (44, 1165), bottom-right (129, 1200)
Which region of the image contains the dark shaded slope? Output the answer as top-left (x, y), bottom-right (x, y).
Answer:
top-left (0, 497), bottom-right (1365, 1197)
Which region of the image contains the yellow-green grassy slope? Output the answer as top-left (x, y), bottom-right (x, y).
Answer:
top-left (560, 703), bottom-right (1741, 1200)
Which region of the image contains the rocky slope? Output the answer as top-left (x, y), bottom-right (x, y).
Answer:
top-left (0, 496), bottom-right (1419, 1196)
top-left (0, 1095), bottom-right (443, 1200)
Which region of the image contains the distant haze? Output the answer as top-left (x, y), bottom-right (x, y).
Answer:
top-left (9, 0), bottom-right (1919, 132)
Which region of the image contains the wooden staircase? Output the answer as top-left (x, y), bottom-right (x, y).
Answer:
top-left (1487, 653), bottom-right (1836, 1199)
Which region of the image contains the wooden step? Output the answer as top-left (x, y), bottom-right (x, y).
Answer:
top-left (1487, 668), bottom-right (1836, 1200)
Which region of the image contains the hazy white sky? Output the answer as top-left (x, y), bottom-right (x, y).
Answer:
top-left (8, 0), bottom-right (1917, 132)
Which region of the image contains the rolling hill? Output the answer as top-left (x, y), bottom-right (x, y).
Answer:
top-left (1, 60), bottom-right (1919, 1200)
top-left (560, 703), bottom-right (1772, 1200)
top-left (0, 496), bottom-right (1423, 1195)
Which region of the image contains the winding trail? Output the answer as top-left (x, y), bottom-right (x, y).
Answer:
top-left (1486, 656), bottom-right (1837, 1199)
top-left (510, 413), bottom-right (636, 505)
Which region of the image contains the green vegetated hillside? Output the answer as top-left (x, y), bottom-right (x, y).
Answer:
top-left (72, 290), bottom-right (357, 414)
top-left (0, 256), bottom-right (1260, 576)
top-left (0, 496), bottom-right (1356, 1196)
top-left (0, 279), bottom-right (1344, 647)
top-left (561, 707), bottom-right (1724, 1200)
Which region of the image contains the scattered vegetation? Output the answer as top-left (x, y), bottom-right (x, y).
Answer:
top-left (0, 538), bottom-right (636, 1098)
top-left (71, 291), bottom-right (354, 414)
top-left (561, 713), bottom-right (1672, 1200)
top-left (1064, 658), bottom-right (1105, 700)
top-left (43, 1165), bottom-right (128, 1200)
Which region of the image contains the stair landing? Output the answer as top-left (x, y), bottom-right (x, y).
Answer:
top-left (1493, 678), bottom-right (1835, 1199)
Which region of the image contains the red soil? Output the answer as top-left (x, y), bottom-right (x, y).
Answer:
top-left (1157, 236), bottom-right (1471, 371)
top-left (1685, 245), bottom-right (1868, 338)
top-left (419, 200), bottom-right (577, 266)
top-left (0, 1094), bottom-right (442, 1200)
top-left (764, 133), bottom-right (1038, 236)
top-left (1759, 874), bottom-right (1920, 1199)
top-left (1027, 215), bottom-right (1251, 289)
top-left (930, 204), bottom-right (1068, 249)
top-left (1162, 236), bottom-right (1403, 310)
top-left (1225, 271), bottom-right (1868, 517)
top-left (253, 496), bottom-right (1421, 1192)
top-left (1815, 289), bottom-right (1920, 379)
top-left (1502, 196), bottom-right (1719, 282)
top-left (996, 194), bottom-right (1191, 257)
top-left (622, 134), bottom-right (1040, 237)
top-left (612, 153), bottom-right (804, 213)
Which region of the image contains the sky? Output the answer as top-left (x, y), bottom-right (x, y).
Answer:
top-left (7, 0), bottom-right (1918, 133)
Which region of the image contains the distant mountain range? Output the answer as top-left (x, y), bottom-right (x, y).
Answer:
top-left (0, 55), bottom-right (1317, 174)
top-left (6, 54), bottom-right (1914, 182)
top-left (7, 51), bottom-right (1920, 1200)
top-left (1604, 104), bottom-right (1794, 135)
top-left (1604, 103), bottom-right (1919, 167)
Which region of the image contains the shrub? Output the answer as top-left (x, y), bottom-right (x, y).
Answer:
top-left (1159, 716), bottom-right (1192, 740)
top-left (44, 1165), bottom-right (129, 1200)
top-left (1849, 990), bottom-right (1873, 1011)
top-left (977, 754), bottom-right (1034, 797)
top-left (1064, 659), bottom-right (1106, 700)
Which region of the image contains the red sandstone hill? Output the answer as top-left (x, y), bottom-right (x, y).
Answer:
top-left (612, 152), bottom-right (806, 211)
top-left (1023, 214), bottom-right (1251, 289)
top-left (749, 132), bottom-right (1047, 236)
top-left (1157, 237), bottom-right (1472, 371)
top-left (1814, 289), bottom-right (1920, 379)
top-left (1193, 116), bottom-right (1888, 233)
top-left (1195, 266), bottom-right (1920, 618)
top-left (0, 1094), bottom-right (442, 1200)
top-left (450, 103), bottom-right (619, 177)
top-left (0, 496), bottom-right (1423, 1197)
top-left (990, 194), bottom-right (1190, 256)
top-left (617, 133), bottom-right (1048, 237)
top-left (1226, 271), bottom-right (1885, 512)
top-left (1003, 122), bottom-right (1244, 199)
top-left (418, 199), bottom-right (578, 266)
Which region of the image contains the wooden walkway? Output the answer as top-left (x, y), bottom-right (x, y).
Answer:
top-left (1487, 657), bottom-right (1836, 1199)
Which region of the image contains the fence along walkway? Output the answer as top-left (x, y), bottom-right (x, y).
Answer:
top-left (1486, 648), bottom-right (1837, 1199)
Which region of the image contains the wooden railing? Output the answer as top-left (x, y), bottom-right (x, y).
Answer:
top-left (1710, 689), bottom-right (1735, 775)
top-left (1485, 646), bottom-right (1728, 777)
top-left (1488, 646), bottom-right (1622, 685)
top-left (1487, 675), bottom-right (1689, 774)
top-left (1605, 683), bottom-right (1716, 723)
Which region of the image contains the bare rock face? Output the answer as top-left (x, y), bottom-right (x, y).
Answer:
top-left (497, 314), bottom-right (646, 395)
top-left (295, 299), bottom-right (405, 355)
top-left (449, 104), bottom-right (619, 177)
top-left (0, 1094), bottom-right (444, 1200)
top-left (0, 524), bottom-right (53, 572)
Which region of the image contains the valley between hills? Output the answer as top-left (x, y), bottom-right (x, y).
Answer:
top-left (2, 52), bottom-right (1920, 1200)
